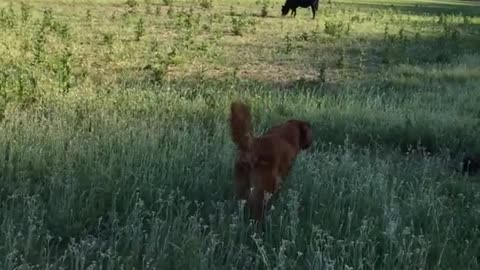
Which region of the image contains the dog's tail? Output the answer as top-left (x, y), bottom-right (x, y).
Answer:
top-left (314, 0), bottom-right (319, 10)
top-left (230, 101), bottom-right (253, 152)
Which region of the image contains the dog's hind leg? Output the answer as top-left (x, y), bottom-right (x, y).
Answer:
top-left (234, 161), bottom-right (251, 201)
top-left (248, 166), bottom-right (281, 223)
top-left (248, 187), bottom-right (266, 223)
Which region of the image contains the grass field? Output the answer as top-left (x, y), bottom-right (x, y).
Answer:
top-left (0, 0), bottom-right (480, 269)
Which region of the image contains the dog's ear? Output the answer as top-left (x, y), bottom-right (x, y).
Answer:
top-left (297, 121), bottom-right (313, 150)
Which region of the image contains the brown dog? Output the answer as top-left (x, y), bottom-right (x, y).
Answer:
top-left (229, 101), bottom-right (313, 223)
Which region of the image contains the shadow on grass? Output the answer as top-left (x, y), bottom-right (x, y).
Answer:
top-left (110, 67), bottom-right (480, 156)
top-left (336, 0), bottom-right (480, 16)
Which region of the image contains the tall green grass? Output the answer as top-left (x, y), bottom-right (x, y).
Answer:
top-left (0, 0), bottom-right (479, 269)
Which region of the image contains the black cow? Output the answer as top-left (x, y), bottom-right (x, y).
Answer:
top-left (281, 0), bottom-right (319, 19)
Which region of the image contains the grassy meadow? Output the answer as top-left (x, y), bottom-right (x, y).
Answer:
top-left (1, 0), bottom-right (480, 268)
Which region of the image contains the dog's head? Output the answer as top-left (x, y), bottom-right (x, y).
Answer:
top-left (281, 5), bottom-right (289, 16)
top-left (288, 120), bottom-right (313, 150)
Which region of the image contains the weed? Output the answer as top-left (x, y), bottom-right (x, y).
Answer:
top-left (299, 31), bottom-right (310, 41)
top-left (260, 0), bottom-right (270, 17)
top-left (167, 5), bottom-right (174, 17)
top-left (324, 20), bottom-right (347, 37)
top-left (5, 67), bottom-right (39, 108)
top-left (0, 71), bottom-right (7, 100)
top-left (56, 46), bottom-right (73, 93)
top-left (413, 31), bottom-right (420, 43)
top-left (32, 24), bottom-right (47, 64)
top-left (284, 33), bottom-right (294, 53)
top-left (438, 14), bottom-right (447, 25)
top-left (231, 13), bottom-right (255, 36)
top-left (145, 0), bottom-right (152, 14)
top-left (397, 26), bottom-right (406, 43)
top-left (383, 23), bottom-right (390, 41)
top-left (41, 8), bottom-right (54, 30)
top-left (58, 22), bottom-right (70, 39)
top-left (172, 7), bottom-right (199, 30)
top-left (442, 23), bottom-right (459, 41)
top-left (126, 0), bottom-right (138, 13)
top-left (381, 45), bottom-right (392, 64)
top-left (345, 22), bottom-right (351, 35)
top-left (102, 32), bottom-right (115, 47)
top-left (318, 62), bottom-right (327, 82)
top-left (336, 47), bottom-right (345, 68)
top-left (134, 17), bottom-right (145, 41)
top-left (145, 63), bottom-right (168, 85)
top-left (199, 0), bottom-right (213, 9)
top-left (20, 2), bottom-right (32, 23)
top-left (0, 5), bottom-right (16, 28)
top-left (86, 9), bottom-right (92, 23)
top-left (358, 47), bottom-right (366, 70)
top-left (350, 14), bottom-right (361, 23)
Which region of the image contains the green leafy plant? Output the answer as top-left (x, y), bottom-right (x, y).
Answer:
top-left (126, 0), bottom-right (138, 13)
top-left (33, 24), bottom-right (47, 64)
top-left (199, 0), bottom-right (213, 9)
top-left (231, 13), bottom-right (256, 36)
top-left (324, 20), bottom-right (347, 37)
top-left (134, 17), bottom-right (145, 41)
top-left (56, 46), bottom-right (74, 94)
top-left (0, 5), bottom-right (16, 29)
top-left (260, 0), bottom-right (270, 17)
top-left (20, 2), bottom-right (32, 23)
